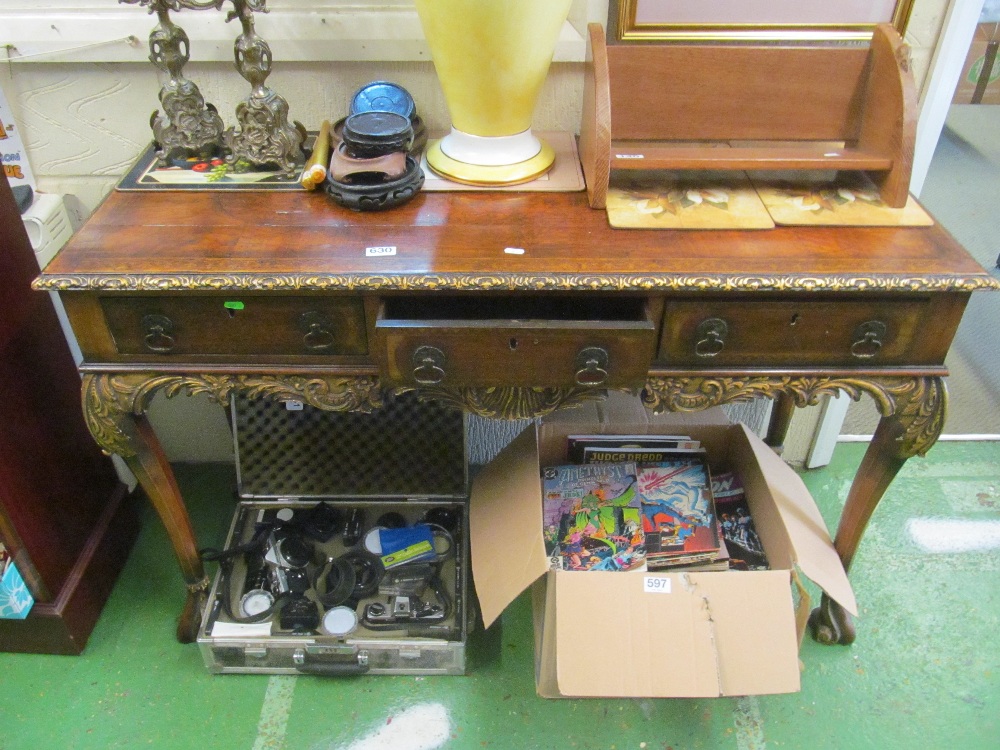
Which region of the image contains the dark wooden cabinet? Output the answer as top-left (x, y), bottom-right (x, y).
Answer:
top-left (0, 173), bottom-right (139, 654)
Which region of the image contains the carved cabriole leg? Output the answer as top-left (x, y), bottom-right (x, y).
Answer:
top-left (810, 376), bottom-right (947, 645)
top-left (766, 391), bottom-right (797, 454)
top-left (83, 373), bottom-right (206, 642)
top-left (130, 415), bottom-right (208, 642)
top-left (641, 375), bottom-right (948, 645)
top-left (81, 372), bottom-right (384, 642)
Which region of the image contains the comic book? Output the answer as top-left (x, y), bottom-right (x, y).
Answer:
top-left (637, 458), bottom-right (722, 569)
top-left (712, 471), bottom-right (769, 570)
top-left (567, 434), bottom-right (700, 464)
top-left (658, 524), bottom-right (732, 572)
top-left (541, 462), bottom-right (645, 571)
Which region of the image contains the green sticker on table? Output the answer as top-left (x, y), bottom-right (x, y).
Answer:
top-left (224, 301), bottom-right (245, 310)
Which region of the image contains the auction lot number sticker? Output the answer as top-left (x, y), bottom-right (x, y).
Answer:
top-left (643, 576), bottom-right (671, 594)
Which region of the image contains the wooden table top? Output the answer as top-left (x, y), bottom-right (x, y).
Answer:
top-left (37, 189), bottom-right (998, 294)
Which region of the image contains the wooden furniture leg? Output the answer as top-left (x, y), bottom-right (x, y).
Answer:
top-left (81, 374), bottom-right (208, 642)
top-left (122, 415), bottom-right (207, 642)
top-left (810, 376), bottom-right (948, 644)
top-left (765, 392), bottom-right (796, 454)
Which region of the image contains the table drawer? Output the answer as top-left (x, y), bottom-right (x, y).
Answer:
top-left (658, 296), bottom-right (941, 367)
top-left (376, 295), bottom-right (657, 388)
top-left (101, 295), bottom-right (368, 358)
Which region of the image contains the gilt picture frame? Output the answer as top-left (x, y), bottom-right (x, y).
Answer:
top-left (609, 0), bottom-right (915, 42)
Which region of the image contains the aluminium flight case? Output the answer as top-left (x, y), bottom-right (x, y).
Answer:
top-left (197, 390), bottom-right (471, 676)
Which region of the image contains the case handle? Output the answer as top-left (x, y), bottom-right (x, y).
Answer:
top-left (293, 648), bottom-right (370, 676)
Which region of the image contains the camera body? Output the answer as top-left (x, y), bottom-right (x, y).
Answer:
top-left (263, 529), bottom-right (313, 596)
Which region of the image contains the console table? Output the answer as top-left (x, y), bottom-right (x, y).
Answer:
top-left (34, 187), bottom-right (997, 646)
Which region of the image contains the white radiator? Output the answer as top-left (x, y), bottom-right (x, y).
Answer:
top-left (21, 193), bottom-right (73, 269)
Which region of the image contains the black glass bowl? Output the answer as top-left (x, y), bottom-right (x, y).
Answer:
top-left (341, 112), bottom-right (413, 159)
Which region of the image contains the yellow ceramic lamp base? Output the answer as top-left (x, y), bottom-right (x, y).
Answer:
top-left (425, 137), bottom-right (556, 186)
top-left (414, 0), bottom-right (571, 185)
top-left (414, 0), bottom-right (572, 136)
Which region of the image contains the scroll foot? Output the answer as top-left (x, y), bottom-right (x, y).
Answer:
top-left (809, 594), bottom-right (856, 645)
top-left (176, 582), bottom-right (209, 644)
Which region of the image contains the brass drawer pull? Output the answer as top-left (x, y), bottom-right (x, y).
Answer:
top-left (412, 345), bottom-right (447, 384)
top-left (141, 314), bottom-right (176, 353)
top-left (575, 346), bottom-right (609, 386)
top-left (694, 318), bottom-right (728, 358)
top-left (851, 320), bottom-right (888, 359)
top-left (299, 311), bottom-right (336, 352)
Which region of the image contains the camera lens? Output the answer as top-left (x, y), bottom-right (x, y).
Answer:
top-left (322, 606), bottom-right (359, 637)
top-left (240, 589), bottom-right (275, 619)
top-left (423, 507), bottom-right (458, 532)
top-left (343, 508), bottom-right (365, 546)
top-left (363, 527), bottom-right (386, 556)
top-left (277, 536), bottom-right (312, 568)
top-left (377, 511), bottom-right (407, 529)
top-left (279, 597), bottom-right (320, 633)
top-left (301, 502), bottom-right (343, 542)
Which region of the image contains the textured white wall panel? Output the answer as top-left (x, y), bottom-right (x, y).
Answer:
top-left (9, 64), bottom-right (152, 176)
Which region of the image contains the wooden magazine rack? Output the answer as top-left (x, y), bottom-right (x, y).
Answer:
top-left (580, 23), bottom-right (917, 209)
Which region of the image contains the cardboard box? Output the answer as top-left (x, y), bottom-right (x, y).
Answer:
top-left (953, 23), bottom-right (1000, 105)
top-left (469, 401), bottom-right (856, 698)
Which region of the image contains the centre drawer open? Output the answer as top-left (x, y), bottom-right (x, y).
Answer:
top-left (374, 294), bottom-right (659, 389)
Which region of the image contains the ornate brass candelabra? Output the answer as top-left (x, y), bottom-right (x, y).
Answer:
top-left (120, 0), bottom-right (226, 165)
top-left (122, 0), bottom-right (304, 176)
top-left (222, 0), bottom-right (305, 176)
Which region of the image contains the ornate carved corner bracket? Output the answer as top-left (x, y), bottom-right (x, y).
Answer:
top-left (81, 372), bottom-right (384, 457)
top-left (641, 374), bottom-right (947, 459)
top-left (81, 375), bottom-right (619, 452)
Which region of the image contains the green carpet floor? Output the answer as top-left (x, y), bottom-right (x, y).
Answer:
top-left (2, 441), bottom-right (998, 750)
